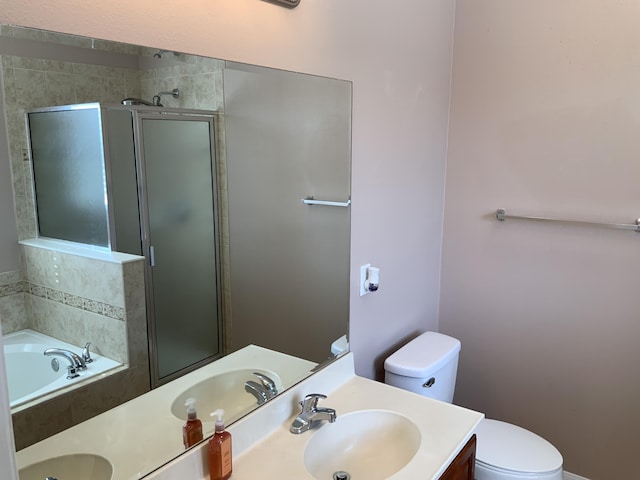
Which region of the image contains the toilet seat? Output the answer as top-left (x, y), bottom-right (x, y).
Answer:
top-left (475, 419), bottom-right (563, 480)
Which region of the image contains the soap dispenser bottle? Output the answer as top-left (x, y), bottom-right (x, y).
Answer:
top-left (208, 409), bottom-right (232, 480)
top-left (182, 397), bottom-right (203, 448)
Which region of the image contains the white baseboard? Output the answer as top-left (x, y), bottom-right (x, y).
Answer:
top-left (564, 472), bottom-right (590, 480)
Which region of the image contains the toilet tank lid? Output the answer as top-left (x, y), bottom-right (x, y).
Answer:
top-left (384, 331), bottom-right (461, 378)
top-left (475, 419), bottom-right (563, 473)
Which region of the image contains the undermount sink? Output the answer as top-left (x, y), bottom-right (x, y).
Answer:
top-left (18, 453), bottom-right (113, 480)
top-left (304, 410), bottom-right (421, 480)
top-left (170, 368), bottom-right (282, 422)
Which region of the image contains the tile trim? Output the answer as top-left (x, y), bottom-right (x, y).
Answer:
top-left (0, 279), bottom-right (125, 321)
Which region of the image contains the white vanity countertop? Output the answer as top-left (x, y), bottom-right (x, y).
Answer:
top-left (148, 353), bottom-right (483, 480)
top-left (15, 345), bottom-right (316, 480)
top-left (230, 376), bottom-right (483, 479)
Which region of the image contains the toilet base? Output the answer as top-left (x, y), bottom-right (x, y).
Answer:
top-left (475, 460), bottom-right (563, 480)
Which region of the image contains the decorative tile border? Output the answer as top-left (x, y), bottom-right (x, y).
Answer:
top-left (0, 279), bottom-right (125, 321)
top-left (0, 281), bottom-right (28, 297)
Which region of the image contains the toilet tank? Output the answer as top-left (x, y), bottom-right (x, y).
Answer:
top-left (384, 332), bottom-right (461, 403)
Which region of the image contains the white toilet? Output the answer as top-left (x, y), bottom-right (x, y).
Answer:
top-left (384, 332), bottom-right (563, 480)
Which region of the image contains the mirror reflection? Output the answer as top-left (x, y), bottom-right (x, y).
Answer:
top-left (0, 23), bottom-right (351, 475)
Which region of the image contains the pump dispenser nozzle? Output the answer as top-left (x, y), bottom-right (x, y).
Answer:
top-left (185, 398), bottom-right (197, 419)
top-left (211, 408), bottom-right (226, 432)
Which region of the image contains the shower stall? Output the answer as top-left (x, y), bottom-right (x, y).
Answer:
top-left (27, 103), bottom-right (223, 387)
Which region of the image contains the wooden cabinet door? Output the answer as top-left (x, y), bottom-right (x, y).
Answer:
top-left (439, 434), bottom-right (476, 480)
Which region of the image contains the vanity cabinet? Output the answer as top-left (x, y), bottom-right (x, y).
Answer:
top-left (439, 434), bottom-right (476, 480)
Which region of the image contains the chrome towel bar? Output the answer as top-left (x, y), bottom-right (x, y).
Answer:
top-left (302, 196), bottom-right (351, 207)
top-left (495, 209), bottom-right (640, 233)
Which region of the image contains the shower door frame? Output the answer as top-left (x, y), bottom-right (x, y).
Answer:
top-left (132, 107), bottom-right (224, 388)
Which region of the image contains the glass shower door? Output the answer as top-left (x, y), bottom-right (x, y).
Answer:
top-left (137, 114), bottom-right (221, 385)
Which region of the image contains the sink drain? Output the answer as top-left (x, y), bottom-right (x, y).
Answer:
top-left (333, 471), bottom-right (350, 480)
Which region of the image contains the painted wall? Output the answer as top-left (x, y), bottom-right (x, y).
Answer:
top-left (441, 1), bottom-right (640, 479)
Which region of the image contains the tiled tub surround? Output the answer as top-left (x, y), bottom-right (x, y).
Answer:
top-left (16, 240), bottom-right (138, 364)
top-left (2, 239), bottom-right (151, 450)
top-left (0, 270), bottom-right (28, 334)
top-left (1, 279), bottom-right (126, 353)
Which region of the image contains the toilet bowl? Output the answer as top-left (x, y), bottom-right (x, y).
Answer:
top-left (384, 332), bottom-right (563, 480)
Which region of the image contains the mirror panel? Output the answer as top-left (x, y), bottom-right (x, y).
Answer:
top-left (0, 24), bottom-right (351, 477)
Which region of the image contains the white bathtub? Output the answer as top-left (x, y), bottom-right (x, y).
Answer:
top-left (3, 329), bottom-right (122, 408)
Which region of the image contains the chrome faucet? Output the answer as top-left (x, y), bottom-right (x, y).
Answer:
top-left (44, 348), bottom-right (86, 379)
top-left (253, 372), bottom-right (278, 397)
top-left (244, 372), bottom-right (279, 405)
top-left (290, 393), bottom-right (336, 434)
top-left (245, 380), bottom-right (268, 404)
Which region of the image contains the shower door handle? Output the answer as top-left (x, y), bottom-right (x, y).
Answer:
top-left (149, 245), bottom-right (156, 267)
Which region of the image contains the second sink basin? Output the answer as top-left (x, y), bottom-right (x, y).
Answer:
top-left (19, 453), bottom-right (113, 480)
top-left (304, 409), bottom-right (421, 480)
top-left (170, 368), bottom-right (282, 423)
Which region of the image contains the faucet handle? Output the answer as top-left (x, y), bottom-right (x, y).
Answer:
top-left (82, 342), bottom-right (93, 364)
top-left (300, 393), bottom-right (327, 412)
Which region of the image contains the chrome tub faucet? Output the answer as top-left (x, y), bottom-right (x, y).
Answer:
top-left (44, 348), bottom-right (86, 379)
top-left (290, 393), bottom-right (337, 434)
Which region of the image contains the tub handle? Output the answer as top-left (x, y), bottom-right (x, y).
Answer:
top-left (82, 342), bottom-right (94, 364)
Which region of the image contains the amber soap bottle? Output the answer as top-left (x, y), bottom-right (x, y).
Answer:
top-left (182, 398), bottom-right (203, 448)
top-left (208, 409), bottom-right (232, 480)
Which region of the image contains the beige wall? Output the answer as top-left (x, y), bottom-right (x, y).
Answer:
top-left (441, 1), bottom-right (640, 479)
